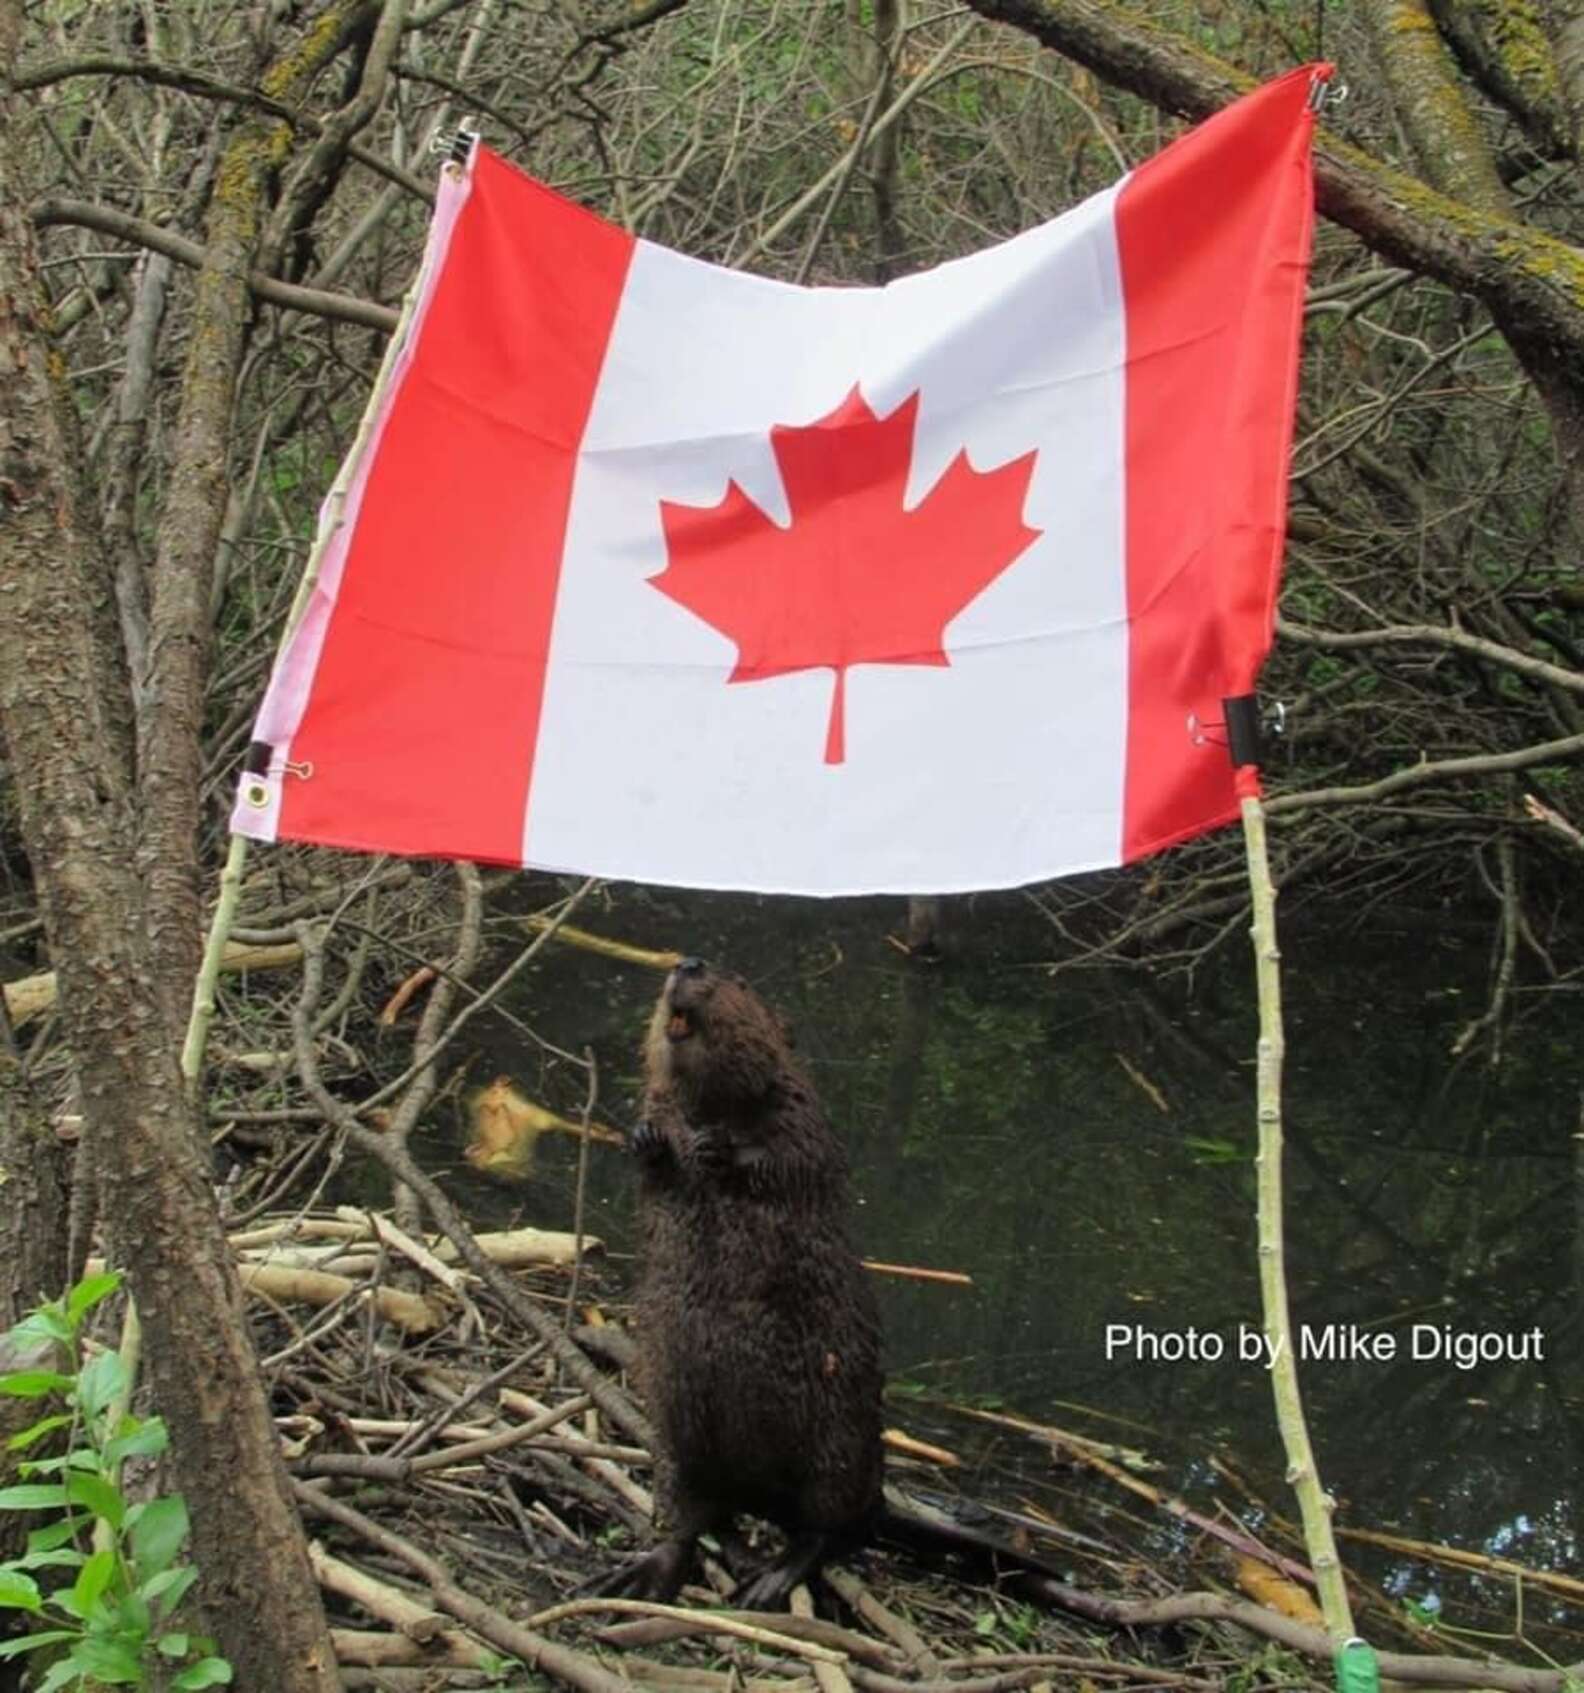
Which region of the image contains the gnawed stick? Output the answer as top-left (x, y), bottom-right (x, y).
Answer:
top-left (502, 1384), bottom-right (653, 1515)
top-left (531, 1598), bottom-right (850, 1665)
top-left (792, 1585), bottom-right (855, 1693)
top-left (861, 1259), bottom-right (971, 1286)
top-left (4, 938), bottom-right (301, 1030)
top-left (935, 1654), bottom-right (1217, 1688)
top-left (310, 1542), bottom-right (451, 1644)
top-left (233, 1220), bottom-right (601, 1271)
top-left (882, 1427), bottom-right (958, 1468)
top-left (822, 1566), bottom-right (940, 1676)
top-left (852, 1667), bottom-right (1214, 1693)
top-left (333, 1204), bottom-right (465, 1291)
top-left (594, 1611), bottom-right (900, 1671)
top-left (338, 1414), bottom-right (646, 1465)
top-left (1334, 1524), bottom-right (1584, 1603)
top-left (241, 1263), bottom-right (440, 1332)
top-left (1010, 1578), bottom-right (1582, 1693)
top-left (330, 1627), bottom-right (492, 1670)
top-left (83, 1255), bottom-right (448, 1334)
top-left (297, 1481), bottom-right (635, 1693)
top-left (521, 915), bottom-right (681, 970)
top-left (945, 1401), bottom-right (1311, 1583)
top-left (609, 1659), bottom-right (817, 1693)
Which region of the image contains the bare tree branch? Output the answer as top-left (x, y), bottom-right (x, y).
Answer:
top-left (33, 196), bottom-right (397, 329)
top-left (1270, 732), bottom-right (1584, 815)
top-left (1278, 616), bottom-right (1584, 694)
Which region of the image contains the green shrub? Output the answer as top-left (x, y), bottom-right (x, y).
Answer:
top-left (0, 1272), bottom-right (232, 1690)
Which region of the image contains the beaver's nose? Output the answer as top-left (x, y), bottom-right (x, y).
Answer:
top-left (675, 956), bottom-right (707, 976)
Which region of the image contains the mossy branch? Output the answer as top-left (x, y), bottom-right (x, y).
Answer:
top-left (956, 0), bottom-right (1584, 397)
top-left (1361, 0), bottom-right (1509, 215)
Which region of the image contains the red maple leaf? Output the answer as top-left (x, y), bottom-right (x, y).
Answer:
top-left (650, 386), bottom-right (1041, 764)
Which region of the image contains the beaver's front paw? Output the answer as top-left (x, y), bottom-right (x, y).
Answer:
top-left (628, 1118), bottom-right (671, 1165)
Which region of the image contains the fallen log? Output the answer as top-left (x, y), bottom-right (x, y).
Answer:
top-left (4, 939), bottom-right (302, 1028)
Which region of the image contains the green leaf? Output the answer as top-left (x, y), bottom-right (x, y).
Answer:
top-left (142, 1563), bottom-right (197, 1620)
top-left (0, 1371), bottom-right (75, 1399)
top-left (0, 1568), bottom-right (42, 1611)
top-left (7, 1411), bottom-right (74, 1451)
top-left (9, 1307), bottom-right (72, 1348)
top-left (71, 1546), bottom-right (115, 1615)
top-left (118, 1588), bottom-right (151, 1638)
top-left (0, 1483), bottom-right (70, 1511)
top-left (19, 1453), bottom-right (72, 1474)
top-left (28, 1516), bottom-right (80, 1553)
top-left (1184, 1135), bottom-right (1246, 1166)
top-left (74, 1350), bottom-right (128, 1421)
top-left (13, 1548), bottom-right (85, 1571)
top-left (71, 1630), bottom-right (144, 1682)
top-left (66, 1272), bottom-right (123, 1324)
top-left (103, 1416), bottom-right (168, 1466)
top-left (36, 1655), bottom-right (88, 1693)
top-left (130, 1495), bottom-right (188, 1578)
top-left (0, 1628), bottom-right (80, 1660)
top-left (65, 1471), bottom-right (125, 1530)
top-left (157, 1630), bottom-right (190, 1656)
top-left (174, 1659), bottom-right (234, 1688)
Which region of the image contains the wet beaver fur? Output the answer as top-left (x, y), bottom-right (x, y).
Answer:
top-left (603, 957), bottom-right (884, 1610)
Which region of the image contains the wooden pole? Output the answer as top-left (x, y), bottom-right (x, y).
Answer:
top-left (1240, 788), bottom-right (1355, 1641)
top-left (179, 144), bottom-right (469, 1087)
top-left (181, 831), bottom-right (249, 1089)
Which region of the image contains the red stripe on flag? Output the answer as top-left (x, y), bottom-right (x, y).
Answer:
top-left (276, 151), bottom-right (635, 864)
top-left (1116, 67), bottom-right (1318, 862)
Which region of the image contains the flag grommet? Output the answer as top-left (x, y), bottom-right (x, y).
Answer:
top-left (241, 778), bottom-right (271, 809)
top-left (1186, 711), bottom-right (1227, 750)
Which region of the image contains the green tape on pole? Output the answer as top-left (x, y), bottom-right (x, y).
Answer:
top-left (1335, 1638), bottom-right (1379, 1693)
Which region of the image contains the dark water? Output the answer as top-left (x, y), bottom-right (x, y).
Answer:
top-left (422, 883), bottom-right (1581, 1642)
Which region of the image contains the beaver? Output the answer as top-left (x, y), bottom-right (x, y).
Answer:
top-left (602, 956), bottom-right (884, 1610)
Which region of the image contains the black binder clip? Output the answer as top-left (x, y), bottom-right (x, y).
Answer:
top-left (1223, 695), bottom-right (1265, 769)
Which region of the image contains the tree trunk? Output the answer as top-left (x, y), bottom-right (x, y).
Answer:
top-left (0, 5), bottom-right (343, 1684)
top-left (139, 0), bottom-right (383, 1047)
top-left (0, 1042), bottom-right (69, 1566)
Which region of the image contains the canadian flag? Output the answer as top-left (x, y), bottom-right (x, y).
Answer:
top-left (235, 67), bottom-right (1322, 896)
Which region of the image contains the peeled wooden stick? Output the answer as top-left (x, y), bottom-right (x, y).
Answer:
top-left (329, 1628), bottom-right (490, 1670)
top-left (310, 1543), bottom-right (450, 1643)
top-left (4, 938), bottom-right (300, 1030)
top-left (296, 1481), bottom-right (654, 1693)
top-left (520, 915), bottom-right (681, 970)
top-left (531, 1599), bottom-right (849, 1665)
top-left (1335, 1525), bottom-right (1584, 1602)
top-left (334, 1205), bottom-right (465, 1292)
top-left (881, 1427), bottom-right (958, 1468)
top-left (861, 1259), bottom-right (971, 1286)
top-left (792, 1585), bottom-right (856, 1693)
top-left (1241, 792), bottom-right (1354, 1640)
top-left (239, 1263), bottom-right (440, 1333)
top-left (231, 1219), bottom-right (600, 1269)
top-left (822, 1567), bottom-right (940, 1676)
